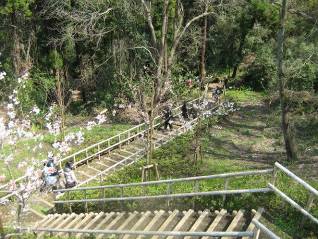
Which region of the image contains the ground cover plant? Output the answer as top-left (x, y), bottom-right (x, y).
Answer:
top-left (59, 90), bottom-right (318, 238)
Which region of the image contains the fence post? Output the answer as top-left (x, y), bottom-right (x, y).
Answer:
top-left (99, 176), bottom-right (103, 210)
top-left (68, 191), bottom-right (72, 213)
top-left (167, 182), bottom-right (172, 208)
top-left (102, 188), bottom-right (106, 211)
top-left (73, 155), bottom-right (76, 165)
top-left (120, 187), bottom-right (124, 210)
top-left (84, 189), bottom-right (88, 213)
top-left (223, 178), bottom-right (230, 205)
top-left (300, 192), bottom-right (315, 226)
top-left (0, 211), bottom-right (4, 239)
top-left (253, 228), bottom-right (261, 239)
top-left (271, 166), bottom-right (278, 186)
top-left (193, 180), bottom-right (199, 209)
top-left (98, 144), bottom-right (101, 160)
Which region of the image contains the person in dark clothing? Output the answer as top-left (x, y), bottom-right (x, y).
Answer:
top-left (181, 101), bottom-right (189, 120)
top-left (164, 107), bottom-right (173, 130)
top-left (63, 161), bottom-right (77, 188)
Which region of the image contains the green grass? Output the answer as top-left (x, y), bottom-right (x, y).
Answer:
top-left (57, 89), bottom-right (317, 238)
top-left (0, 120), bottom-right (132, 182)
top-left (225, 88), bottom-right (266, 104)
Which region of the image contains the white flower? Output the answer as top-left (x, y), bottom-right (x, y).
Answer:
top-left (0, 71), bottom-right (6, 80)
top-left (52, 141), bottom-right (61, 149)
top-left (7, 103), bottom-right (14, 110)
top-left (75, 131), bottom-right (84, 145)
top-left (7, 111), bottom-right (16, 119)
top-left (96, 114), bottom-right (106, 124)
top-left (25, 167), bottom-right (34, 177)
top-left (0, 118), bottom-right (8, 140)
top-left (86, 121), bottom-right (96, 130)
top-left (64, 133), bottom-right (75, 142)
top-left (31, 105), bottom-right (40, 115)
top-left (8, 121), bottom-right (15, 129)
top-left (112, 109), bottom-right (116, 117)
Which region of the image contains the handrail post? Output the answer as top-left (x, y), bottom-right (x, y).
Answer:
top-left (223, 178), bottom-right (230, 205)
top-left (271, 166), bottom-right (278, 186)
top-left (120, 187), bottom-right (124, 210)
top-left (98, 145), bottom-right (101, 160)
top-left (102, 188), bottom-right (106, 211)
top-left (84, 189), bottom-right (88, 213)
top-left (253, 228), bottom-right (261, 239)
top-left (193, 180), bottom-right (199, 209)
top-left (301, 192), bottom-right (315, 226)
top-left (167, 182), bottom-right (172, 208)
top-left (68, 191), bottom-right (72, 213)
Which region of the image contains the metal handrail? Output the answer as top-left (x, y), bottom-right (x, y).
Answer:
top-left (0, 97), bottom-right (201, 200)
top-left (268, 183), bottom-right (318, 225)
top-left (251, 219), bottom-right (280, 239)
top-left (274, 162), bottom-right (318, 196)
top-left (54, 188), bottom-right (272, 204)
top-left (54, 169), bottom-right (273, 193)
top-left (18, 227), bottom-right (255, 237)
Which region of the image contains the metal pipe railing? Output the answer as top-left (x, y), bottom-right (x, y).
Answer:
top-left (251, 219), bottom-right (280, 239)
top-left (274, 162), bottom-right (318, 196)
top-left (19, 227), bottom-right (254, 237)
top-left (0, 97), bottom-right (201, 201)
top-left (54, 169), bottom-right (273, 193)
top-left (54, 188), bottom-right (271, 204)
top-left (268, 183), bottom-right (318, 225)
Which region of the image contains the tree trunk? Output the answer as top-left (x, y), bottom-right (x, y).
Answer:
top-left (199, 2), bottom-right (208, 89)
top-left (277, 0), bottom-right (297, 161)
top-left (11, 12), bottom-right (22, 76)
top-left (56, 70), bottom-right (66, 139)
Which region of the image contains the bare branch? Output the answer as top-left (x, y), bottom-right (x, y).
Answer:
top-left (141, 0), bottom-right (157, 46)
top-left (168, 11), bottom-right (215, 66)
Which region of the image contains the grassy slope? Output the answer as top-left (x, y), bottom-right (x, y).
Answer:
top-left (63, 89), bottom-right (317, 238)
top-left (0, 117), bottom-right (131, 181)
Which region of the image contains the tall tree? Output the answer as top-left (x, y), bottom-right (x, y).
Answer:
top-left (277, 0), bottom-right (298, 161)
top-left (199, 0), bottom-right (208, 88)
top-left (139, 0), bottom-right (214, 164)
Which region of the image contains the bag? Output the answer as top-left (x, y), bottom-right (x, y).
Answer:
top-left (65, 181), bottom-right (76, 188)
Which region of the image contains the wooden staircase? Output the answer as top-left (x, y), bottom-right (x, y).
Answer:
top-left (29, 208), bottom-right (264, 238)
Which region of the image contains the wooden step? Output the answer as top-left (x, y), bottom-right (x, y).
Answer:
top-left (136, 210), bottom-right (167, 239)
top-left (122, 211), bottom-right (153, 239)
top-left (152, 210), bottom-right (180, 239)
top-left (222, 210), bottom-right (245, 239)
top-left (184, 210), bottom-right (211, 239)
top-left (201, 209), bottom-right (227, 239)
top-left (166, 210), bottom-right (196, 239)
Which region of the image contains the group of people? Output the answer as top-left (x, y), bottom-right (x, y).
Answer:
top-left (162, 101), bottom-right (199, 131)
top-left (42, 156), bottom-right (78, 192)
